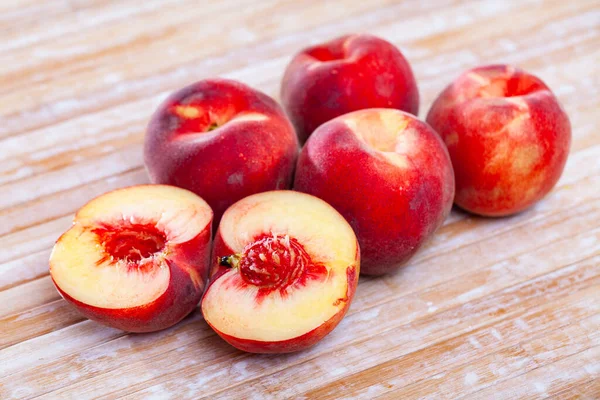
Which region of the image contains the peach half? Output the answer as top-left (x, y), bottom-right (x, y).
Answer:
top-left (201, 191), bottom-right (360, 353)
top-left (49, 185), bottom-right (213, 332)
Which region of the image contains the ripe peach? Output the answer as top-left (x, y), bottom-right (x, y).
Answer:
top-left (49, 185), bottom-right (213, 333)
top-left (281, 34), bottom-right (419, 143)
top-left (294, 109), bottom-right (454, 276)
top-left (144, 79), bottom-right (299, 224)
top-left (426, 65), bottom-right (571, 216)
top-left (202, 191), bottom-right (360, 353)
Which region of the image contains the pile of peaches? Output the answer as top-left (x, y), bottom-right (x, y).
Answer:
top-left (49, 34), bottom-right (571, 353)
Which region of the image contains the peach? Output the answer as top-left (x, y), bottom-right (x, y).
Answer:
top-left (201, 191), bottom-right (359, 353)
top-left (49, 185), bottom-right (212, 332)
top-left (144, 79), bottom-right (299, 224)
top-left (426, 65), bottom-right (571, 216)
top-left (294, 109), bottom-right (454, 276)
top-left (281, 34), bottom-right (419, 143)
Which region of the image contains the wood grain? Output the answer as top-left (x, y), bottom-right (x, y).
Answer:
top-left (1, 0), bottom-right (599, 398)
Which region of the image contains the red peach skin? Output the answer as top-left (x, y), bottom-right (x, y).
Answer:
top-left (294, 109), bottom-right (454, 276)
top-left (281, 34), bottom-right (419, 143)
top-left (145, 79), bottom-right (299, 224)
top-left (426, 64), bottom-right (571, 216)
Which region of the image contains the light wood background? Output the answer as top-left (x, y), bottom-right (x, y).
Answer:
top-left (1, 0), bottom-right (599, 398)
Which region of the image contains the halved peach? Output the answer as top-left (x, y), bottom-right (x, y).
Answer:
top-left (201, 190), bottom-right (360, 353)
top-left (49, 185), bottom-right (213, 332)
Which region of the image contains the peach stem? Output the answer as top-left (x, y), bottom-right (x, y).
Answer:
top-left (219, 254), bottom-right (242, 269)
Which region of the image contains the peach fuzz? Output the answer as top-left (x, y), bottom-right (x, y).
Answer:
top-left (426, 65), bottom-right (571, 216)
top-left (49, 185), bottom-right (212, 333)
top-left (294, 109), bottom-right (454, 276)
top-left (144, 79), bottom-right (299, 225)
top-left (281, 34), bottom-right (419, 143)
top-left (202, 191), bottom-right (360, 353)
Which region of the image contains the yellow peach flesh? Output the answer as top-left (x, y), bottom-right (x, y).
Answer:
top-left (50, 185), bottom-right (212, 309)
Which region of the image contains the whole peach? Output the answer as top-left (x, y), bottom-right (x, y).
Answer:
top-left (281, 34), bottom-right (419, 143)
top-left (145, 79), bottom-right (299, 224)
top-left (294, 109), bottom-right (454, 276)
top-left (426, 65), bottom-right (571, 216)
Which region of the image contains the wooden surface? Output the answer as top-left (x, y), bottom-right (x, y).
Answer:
top-left (1, 0), bottom-right (599, 398)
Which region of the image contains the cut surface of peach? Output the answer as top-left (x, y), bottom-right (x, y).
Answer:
top-left (202, 190), bottom-right (359, 349)
top-left (50, 185), bottom-right (212, 310)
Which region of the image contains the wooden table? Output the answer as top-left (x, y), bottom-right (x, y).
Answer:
top-left (1, 0), bottom-right (599, 398)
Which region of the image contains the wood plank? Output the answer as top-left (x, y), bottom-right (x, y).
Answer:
top-left (464, 345), bottom-right (600, 400)
top-left (0, 277), bottom-right (58, 320)
top-left (0, 299), bottom-right (85, 350)
top-left (306, 305), bottom-right (600, 399)
top-left (549, 379), bottom-right (600, 400)
top-left (374, 309), bottom-right (600, 399)
top-left (0, 0), bottom-right (183, 54)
